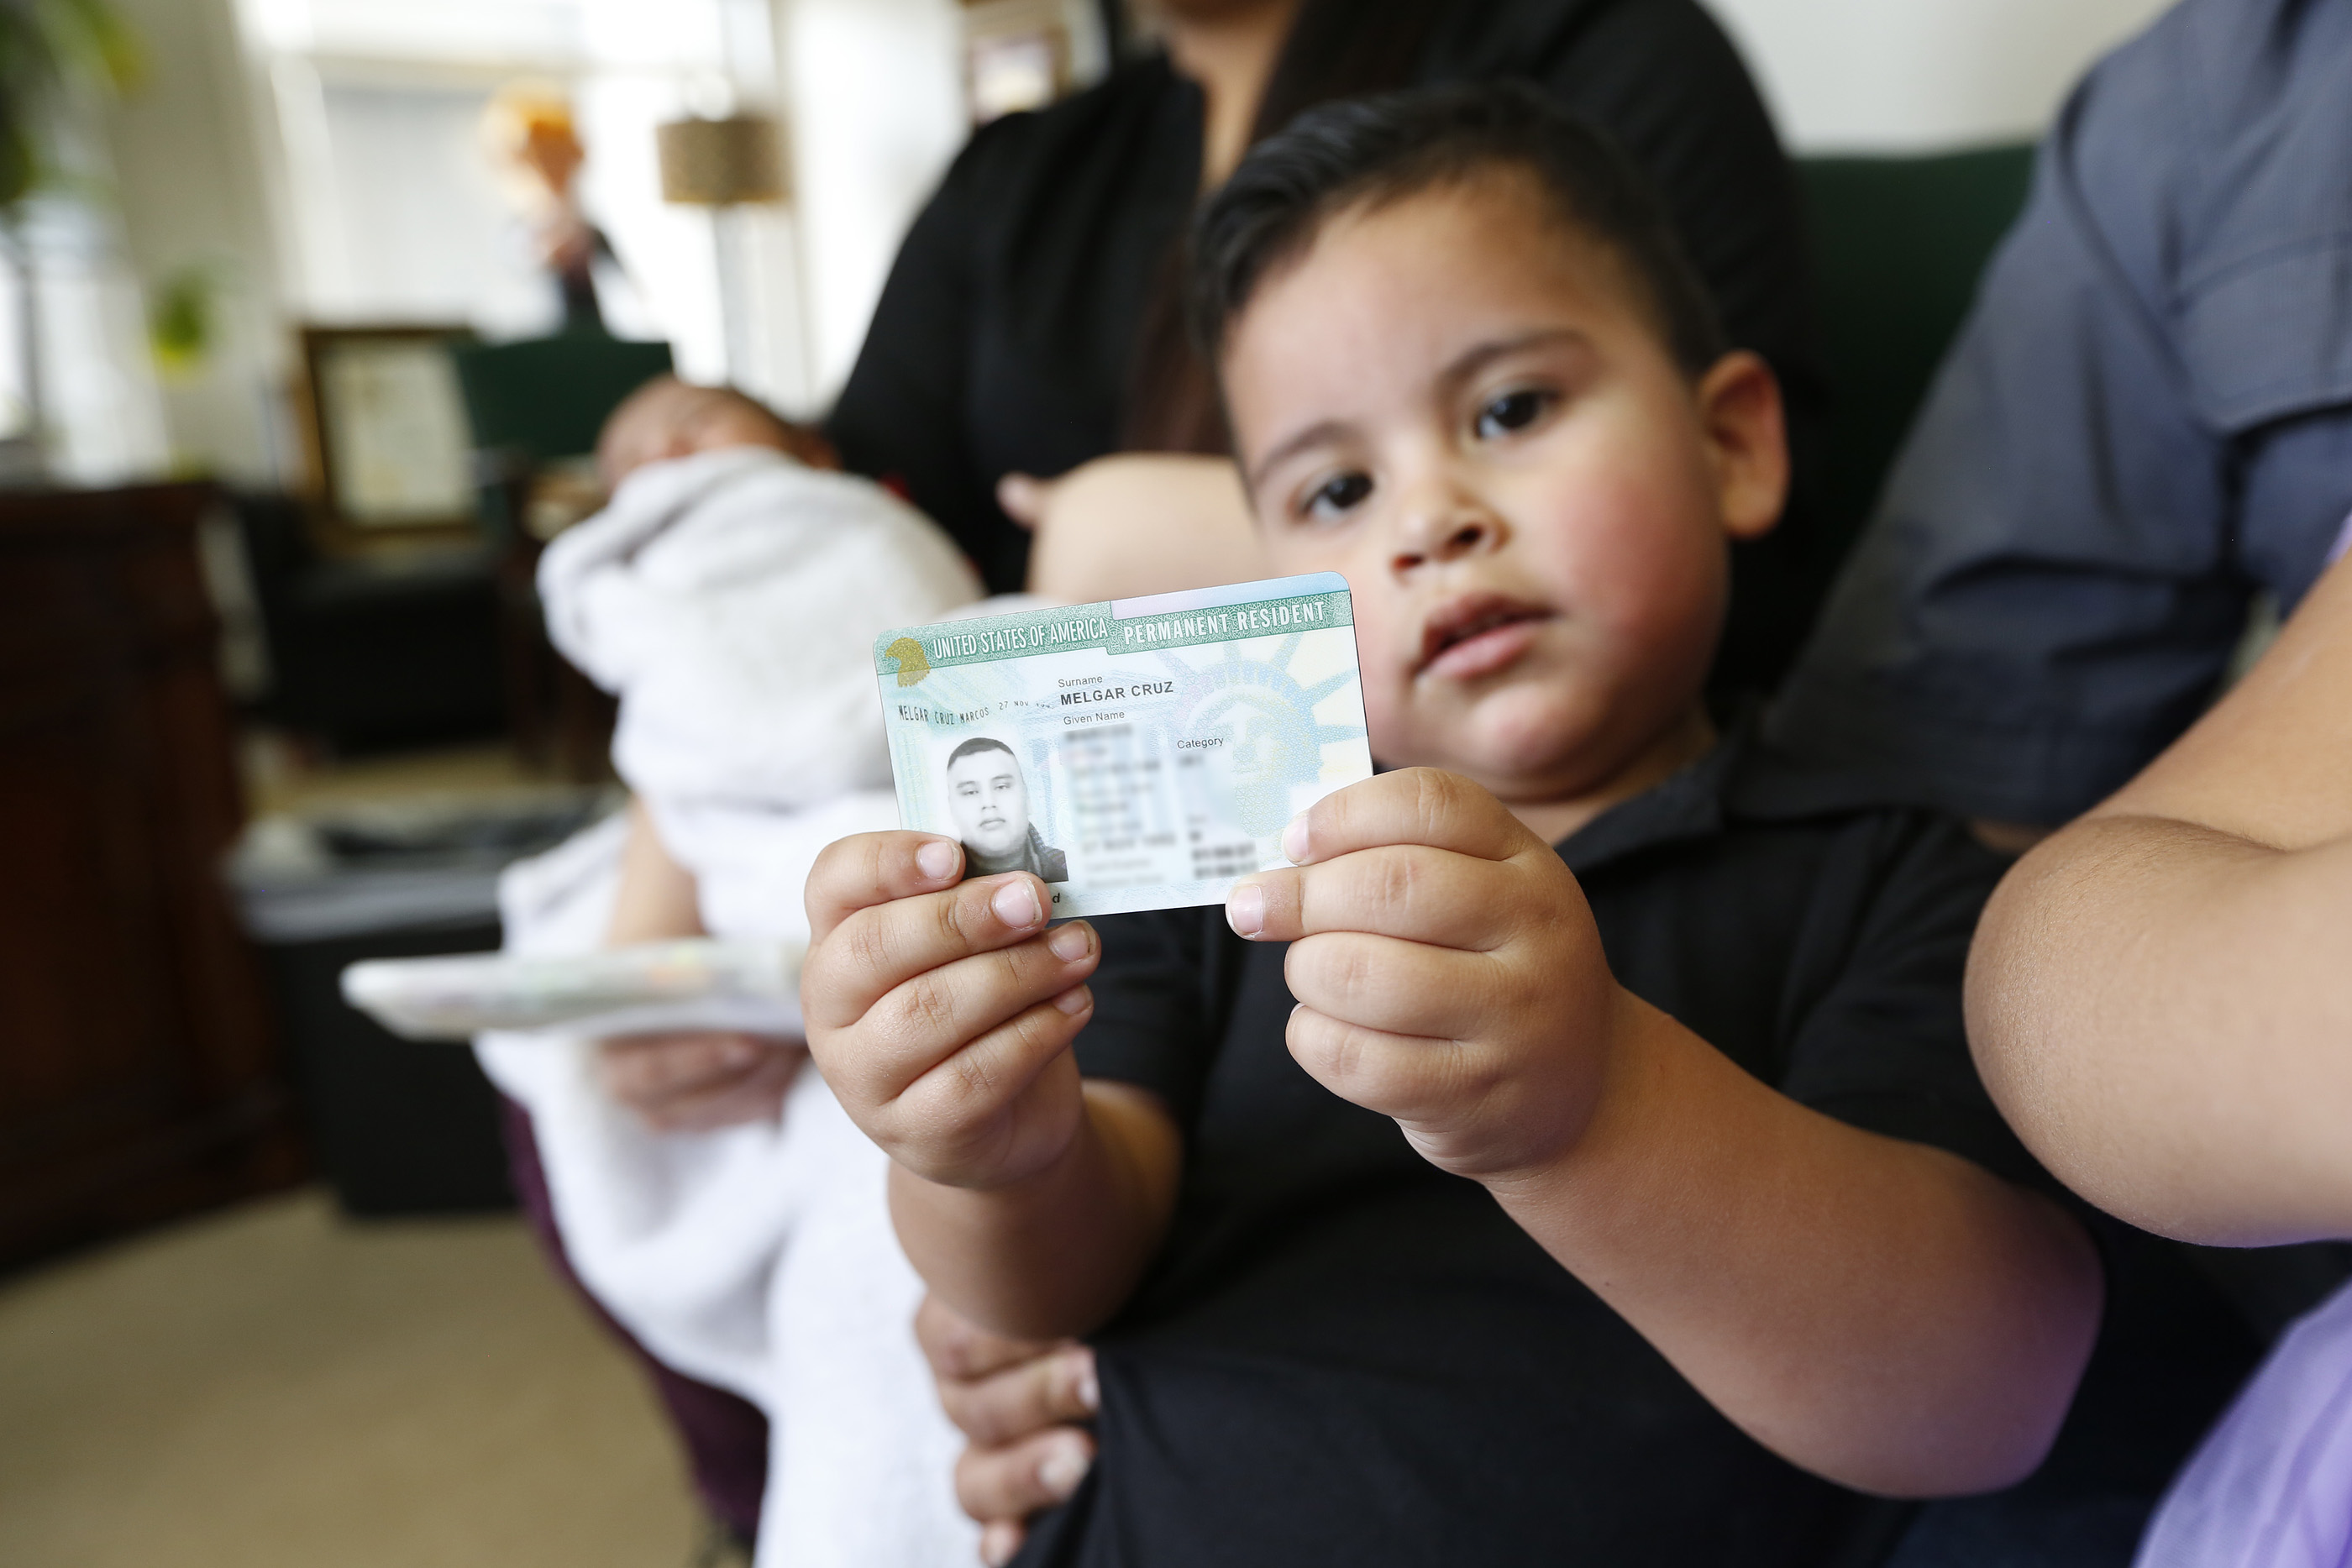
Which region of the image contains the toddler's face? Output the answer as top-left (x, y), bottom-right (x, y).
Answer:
top-left (1221, 176), bottom-right (1785, 805)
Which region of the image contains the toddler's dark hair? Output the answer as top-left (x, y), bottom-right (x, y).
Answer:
top-left (1190, 82), bottom-right (1726, 378)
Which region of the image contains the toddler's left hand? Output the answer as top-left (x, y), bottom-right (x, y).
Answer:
top-left (1226, 769), bottom-right (1624, 1182)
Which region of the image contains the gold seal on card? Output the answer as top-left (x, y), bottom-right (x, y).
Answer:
top-left (885, 636), bottom-right (932, 688)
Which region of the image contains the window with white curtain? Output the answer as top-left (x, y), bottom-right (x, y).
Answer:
top-left (234, 0), bottom-right (809, 403)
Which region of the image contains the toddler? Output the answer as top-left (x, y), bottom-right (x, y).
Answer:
top-left (803, 86), bottom-right (2104, 1566)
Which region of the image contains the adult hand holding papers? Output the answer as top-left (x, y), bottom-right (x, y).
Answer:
top-left (342, 937), bottom-right (801, 1042)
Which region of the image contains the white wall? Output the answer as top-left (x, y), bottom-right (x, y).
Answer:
top-left (94, 0), bottom-right (287, 484)
top-left (1703, 0), bottom-right (2176, 152)
top-left (774, 0), bottom-right (1107, 409)
top-left (775, 0), bottom-right (965, 409)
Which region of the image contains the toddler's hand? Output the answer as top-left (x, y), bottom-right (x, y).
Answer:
top-left (802, 833), bottom-right (1100, 1189)
top-left (1226, 769), bottom-right (1623, 1182)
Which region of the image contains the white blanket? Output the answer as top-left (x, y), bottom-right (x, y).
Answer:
top-left (536, 447), bottom-right (981, 932)
top-left (476, 448), bottom-right (988, 1566)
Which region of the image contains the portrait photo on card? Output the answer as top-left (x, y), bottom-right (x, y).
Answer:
top-left (943, 736), bottom-right (1068, 883)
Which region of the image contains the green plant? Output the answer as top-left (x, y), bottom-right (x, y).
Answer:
top-left (0, 0), bottom-right (137, 459)
top-left (150, 260), bottom-right (223, 375)
top-left (0, 0), bottom-right (140, 208)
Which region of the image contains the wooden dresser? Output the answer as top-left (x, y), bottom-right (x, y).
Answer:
top-left (0, 484), bottom-right (301, 1268)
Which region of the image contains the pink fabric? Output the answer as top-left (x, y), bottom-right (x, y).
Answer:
top-left (2134, 1282), bottom-right (2352, 1568)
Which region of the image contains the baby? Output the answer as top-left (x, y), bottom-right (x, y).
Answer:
top-left (480, 375), bottom-right (986, 1566)
top-left (541, 377), bottom-right (981, 915)
top-left (593, 375), bottom-right (840, 490)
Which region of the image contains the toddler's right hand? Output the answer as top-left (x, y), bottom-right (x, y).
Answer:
top-left (802, 833), bottom-right (1100, 1189)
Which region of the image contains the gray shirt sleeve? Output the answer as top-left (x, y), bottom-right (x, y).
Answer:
top-left (1767, 0), bottom-right (2352, 826)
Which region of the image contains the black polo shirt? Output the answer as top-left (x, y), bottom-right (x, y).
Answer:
top-left (1019, 736), bottom-right (2038, 1567)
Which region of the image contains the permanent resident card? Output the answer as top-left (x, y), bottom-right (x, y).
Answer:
top-left (874, 573), bottom-right (1374, 920)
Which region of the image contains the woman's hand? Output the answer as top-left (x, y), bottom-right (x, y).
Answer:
top-left (1002, 455), bottom-right (1267, 603)
top-left (915, 1295), bottom-right (1098, 1567)
top-left (596, 1032), bottom-right (805, 1132)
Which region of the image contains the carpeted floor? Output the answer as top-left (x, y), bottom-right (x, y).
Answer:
top-left (0, 1189), bottom-right (712, 1567)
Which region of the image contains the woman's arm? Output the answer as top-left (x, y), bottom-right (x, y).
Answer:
top-left (1008, 456), bottom-right (1266, 602)
top-left (1968, 555), bottom-right (2352, 1245)
top-left (605, 794), bottom-right (707, 945)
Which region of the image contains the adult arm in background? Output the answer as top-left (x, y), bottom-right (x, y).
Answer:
top-left (596, 798), bottom-right (805, 1132)
top-left (1008, 459), bottom-right (1266, 602)
top-left (1967, 551), bottom-right (2352, 1247)
top-left (1769, 4), bottom-right (2352, 832)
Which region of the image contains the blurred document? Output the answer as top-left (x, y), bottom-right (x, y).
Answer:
top-left (342, 939), bottom-right (801, 1041)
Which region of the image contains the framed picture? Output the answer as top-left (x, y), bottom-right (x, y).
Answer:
top-left (295, 324), bottom-right (481, 552)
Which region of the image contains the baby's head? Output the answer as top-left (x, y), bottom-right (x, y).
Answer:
top-left (596, 376), bottom-right (837, 490)
top-left (1194, 84), bottom-right (1787, 806)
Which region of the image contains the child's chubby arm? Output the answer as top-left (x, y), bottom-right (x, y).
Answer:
top-left (802, 833), bottom-right (1183, 1340)
top-left (1230, 770), bottom-right (2104, 1500)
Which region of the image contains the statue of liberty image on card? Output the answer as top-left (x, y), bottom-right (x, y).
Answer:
top-left (874, 573), bottom-right (1375, 920)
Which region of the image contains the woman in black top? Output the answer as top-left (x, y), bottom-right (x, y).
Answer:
top-left (826, 0), bottom-right (1826, 694)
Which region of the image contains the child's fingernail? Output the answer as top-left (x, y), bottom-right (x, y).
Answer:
top-left (1048, 924), bottom-right (1092, 962)
top-left (992, 879), bottom-right (1042, 929)
top-left (1053, 985), bottom-right (1092, 1016)
top-left (1282, 814), bottom-right (1310, 863)
top-left (1039, 1439), bottom-right (1091, 1498)
top-left (1068, 1354), bottom-right (1100, 1413)
top-left (1226, 882), bottom-right (1265, 938)
top-left (915, 840), bottom-right (958, 881)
